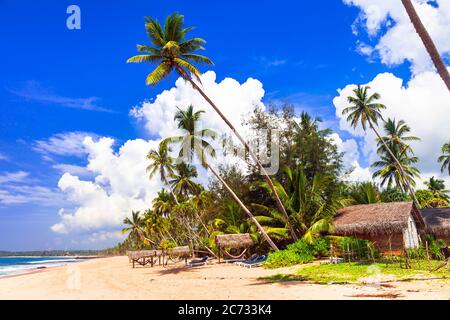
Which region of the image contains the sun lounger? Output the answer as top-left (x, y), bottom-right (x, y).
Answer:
top-left (187, 256), bottom-right (209, 267)
top-left (234, 254), bottom-right (259, 266)
top-left (240, 255), bottom-right (267, 268)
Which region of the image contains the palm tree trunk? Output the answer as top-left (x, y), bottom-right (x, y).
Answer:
top-left (401, 0), bottom-right (450, 91)
top-left (367, 118), bottom-right (421, 207)
top-left (177, 67), bottom-right (297, 241)
top-left (205, 161), bottom-right (279, 251)
top-left (164, 176), bottom-right (180, 205)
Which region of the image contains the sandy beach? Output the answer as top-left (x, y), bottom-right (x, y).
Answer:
top-left (0, 256), bottom-right (448, 300)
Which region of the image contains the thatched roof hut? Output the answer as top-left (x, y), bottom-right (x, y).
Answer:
top-left (333, 202), bottom-right (424, 235)
top-left (420, 208), bottom-right (450, 244)
top-left (215, 233), bottom-right (254, 248)
top-left (333, 202), bottom-right (425, 251)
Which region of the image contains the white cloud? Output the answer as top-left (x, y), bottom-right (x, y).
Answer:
top-left (0, 185), bottom-right (64, 206)
top-left (51, 137), bottom-right (163, 234)
top-left (33, 131), bottom-right (96, 159)
top-left (329, 133), bottom-right (372, 182)
top-left (52, 164), bottom-right (92, 177)
top-left (0, 171), bottom-right (29, 184)
top-left (344, 0), bottom-right (450, 74)
top-left (333, 69), bottom-right (450, 187)
top-left (0, 153), bottom-right (8, 161)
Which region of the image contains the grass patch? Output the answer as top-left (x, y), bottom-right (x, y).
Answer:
top-left (260, 261), bottom-right (449, 285)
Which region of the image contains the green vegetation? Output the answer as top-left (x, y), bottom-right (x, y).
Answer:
top-left (261, 262), bottom-right (450, 285)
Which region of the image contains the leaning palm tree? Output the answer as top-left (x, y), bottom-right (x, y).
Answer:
top-left (166, 105), bottom-right (278, 250)
top-left (438, 141), bottom-right (450, 175)
top-left (377, 118), bottom-right (420, 156)
top-left (401, 0), bottom-right (450, 91)
top-left (146, 141), bottom-right (179, 204)
top-left (343, 85), bottom-right (420, 206)
top-left (127, 13), bottom-right (291, 233)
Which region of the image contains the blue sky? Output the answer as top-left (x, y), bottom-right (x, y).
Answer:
top-left (0, 0), bottom-right (448, 251)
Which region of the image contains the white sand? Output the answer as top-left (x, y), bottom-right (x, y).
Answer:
top-left (0, 256), bottom-right (448, 300)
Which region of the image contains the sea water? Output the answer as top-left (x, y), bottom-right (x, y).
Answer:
top-left (0, 257), bottom-right (81, 277)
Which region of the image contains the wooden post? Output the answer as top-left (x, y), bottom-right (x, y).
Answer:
top-left (425, 240), bottom-right (430, 271)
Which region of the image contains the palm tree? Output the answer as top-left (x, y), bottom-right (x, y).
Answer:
top-left (166, 105), bottom-right (279, 250)
top-left (372, 151), bottom-right (420, 193)
top-left (169, 162), bottom-right (201, 197)
top-left (424, 176), bottom-right (450, 201)
top-left (127, 13), bottom-right (290, 232)
top-left (121, 211), bottom-right (147, 248)
top-left (345, 182), bottom-right (381, 204)
top-left (260, 166), bottom-right (352, 243)
top-left (152, 189), bottom-right (174, 217)
top-left (401, 0), bottom-right (450, 91)
top-left (343, 85), bottom-right (420, 206)
top-left (377, 118), bottom-right (420, 156)
top-left (146, 141), bottom-right (179, 204)
top-left (438, 141), bottom-right (450, 175)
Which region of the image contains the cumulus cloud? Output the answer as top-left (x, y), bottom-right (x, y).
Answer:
top-left (344, 0), bottom-right (450, 74)
top-left (333, 69), bottom-right (450, 186)
top-left (51, 137), bottom-right (163, 233)
top-left (329, 133), bottom-right (372, 182)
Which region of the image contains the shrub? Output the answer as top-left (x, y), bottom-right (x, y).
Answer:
top-left (264, 238), bottom-right (330, 269)
top-left (264, 247), bottom-right (314, 269)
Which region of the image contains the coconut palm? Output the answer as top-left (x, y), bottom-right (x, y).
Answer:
top-left (343, 85), bottom-right (420, 206)
top-left (152, 189), bottom-right (174, 217)
top-left (166, 105), bottom-right (279, 250)
top-left (377, 118), bottom-right (420, 156)
top-left (345, 182), bottom-right (381, 204)
top-left (127, 12), bottom-right (291, 234)
top-left (372, 151), bottom-right (420, 193)
top-left (147, 141), bottom-right (179, 204)
top-left (169, 162), bottom-right (201, 197)
top-left (121, 211), bottom-right (147, 248)
top-left (260, 166), bottom-right (352, 243)
top-left (424, 176), bottom-right (450, 201)
top-left (401, 0), bottom-right (450, 91)
top-left (438, 141), bottom-right (450, 175)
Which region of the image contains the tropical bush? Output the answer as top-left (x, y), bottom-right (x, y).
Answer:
top-left (264, 238), bottom-right (330, 268)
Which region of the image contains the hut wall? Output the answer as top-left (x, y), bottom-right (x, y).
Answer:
top-left (402, 214), bottom-right (420, 249)
top-left (362, 233), bottom-right (405, 251)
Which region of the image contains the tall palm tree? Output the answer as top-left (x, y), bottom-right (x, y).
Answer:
top-left (438, 141), bottom-right (450, 175)
top-left (401, 0), bottom-right (450, 91)
top-left (424, 176), bottom-right (450, 201)
top-left (146, 141), bottom-right (179, 204)
top-left (372, 151), bottom-right (420, 193)
top-left (169, 162), bottom-right (201, 197)
top-left (166, 105), bottom-right (279, 250)
top-left (377, 118), bottom-right (420, 156)
top-left (121, 211), bottom-right (147, 248)
top-left (343, 85), bottom-right (420, 206)
top-left (127, 13), bottom-right (290, 231)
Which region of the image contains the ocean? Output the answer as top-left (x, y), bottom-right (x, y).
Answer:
top-left (0, 257), bottom-right (82, 277)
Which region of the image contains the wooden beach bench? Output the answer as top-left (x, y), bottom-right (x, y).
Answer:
top-left (128, 250), bottom-right (164, 268)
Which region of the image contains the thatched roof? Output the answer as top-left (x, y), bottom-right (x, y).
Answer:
top-left (127, 250), bottom-right (163, 259)
top-left (421, 208), bottom-right (450, 236)
top-left (215, 233), bottom-right (254, 248)
top-left (333, 201), bottom-right (424, 236)
top-left (167, 246), bottom-right (190, 256)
